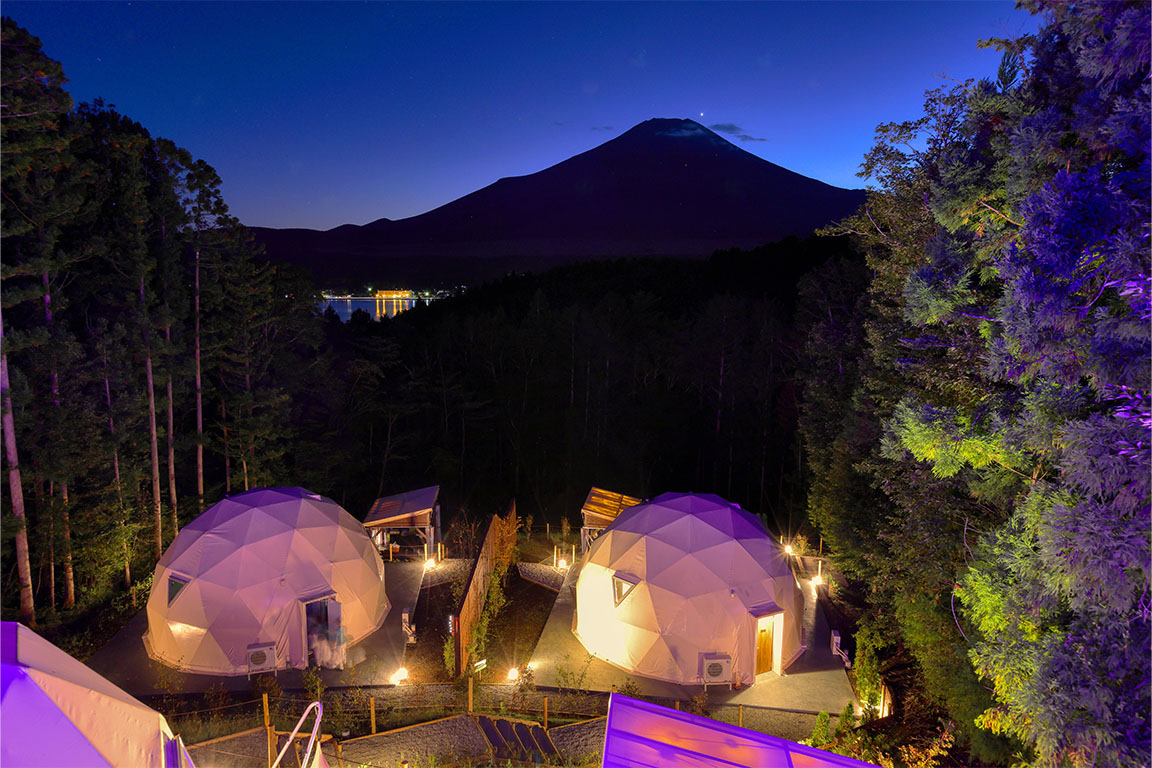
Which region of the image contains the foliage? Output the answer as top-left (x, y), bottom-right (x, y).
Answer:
top-left (301, 665), bottom-right (326, 701)
top-left (852, 617), bottom-right (891, 715)
top-left (442, 635), bottom-right (455, 676)
top-left (803, 2), bottom-right (1150, 765)
top-left (689, 691), bottom-right (710, 717)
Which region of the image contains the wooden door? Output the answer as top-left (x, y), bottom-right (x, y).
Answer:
top-left (756, 620), bottom-right (774, 675)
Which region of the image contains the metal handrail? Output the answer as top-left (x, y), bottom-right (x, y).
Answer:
top-left (270, 701), bottom-right (323, 768)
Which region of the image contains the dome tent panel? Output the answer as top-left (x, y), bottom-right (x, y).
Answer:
top-left (2, 622), bottom-right (185, 767)
top-left (145, 487), bottom-right (388, 675)
top-left (573, 492), bottom-right (802, 686)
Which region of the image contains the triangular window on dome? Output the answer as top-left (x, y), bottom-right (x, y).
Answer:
top-left (612, 571), bottom-right (638, 606)
top-left (168, 575), bottom-right (189, 605)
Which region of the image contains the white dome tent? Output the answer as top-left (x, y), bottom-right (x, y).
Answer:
top-left (144, 487), bottom-right (389, 676)
top-left (572, 492), bottom-right (803, 687)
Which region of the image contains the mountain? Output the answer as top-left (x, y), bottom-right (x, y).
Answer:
top-left (251, 118), bottom-right (865, 285)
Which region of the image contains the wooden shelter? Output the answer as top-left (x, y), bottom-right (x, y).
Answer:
top-left (364, 486), bottom-right (441, 560)
top-left (580, 486), bottom-right (642, 553)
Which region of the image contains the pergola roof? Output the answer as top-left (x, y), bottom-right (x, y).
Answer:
top-left (581, 486), bottom-right (642, 529)
top-left (364, 485), bottom-right (439, 529)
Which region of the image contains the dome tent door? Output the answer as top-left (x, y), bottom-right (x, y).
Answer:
top-left (304, 594), bottom-right (345, 668)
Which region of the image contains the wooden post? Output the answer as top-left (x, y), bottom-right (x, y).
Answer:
top-left (292, 738), bottom-right (302, 768)
top-left (334, 740), bottom-right (345, 768)
top-left (370, 696), bottom-right (376, 734)
top-left (389, 542), bottom-right (393, 562)
top-left (468, 676), bottom-right (473, 713)
top-left (546, 523), bottom-right (550, 540)
top-left (738, 704), bottom-right (743, 728)
top-left (439, 541), bottom-right (444, 560)
top-left (571, 544), bottom-right (575, 565)
top-left (424, 541), bottom-right (428, 561)
top-left (674, 700), bottom-right (680, 711)
top-left (553, 545), bottom-right (557, 567)
top-left (263, 693), bottom-right (273, 768)
top-left (543, 696), bottom-right (548, 729)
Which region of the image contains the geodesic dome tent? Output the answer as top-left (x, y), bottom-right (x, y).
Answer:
top-left (573, 492), bottom-right (802, 687)
top-left (2, 622), bottom-right (195, 767)
top-left (144, 487), bottom-right (388, 676)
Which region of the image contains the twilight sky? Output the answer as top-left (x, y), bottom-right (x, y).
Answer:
top-left (6, 2), bottom-right (1039, 231)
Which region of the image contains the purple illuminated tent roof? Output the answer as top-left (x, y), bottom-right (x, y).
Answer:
top-left (1, 622), bottom-right (195, 767)
top-left (603, 693), bottom-right (880, 767)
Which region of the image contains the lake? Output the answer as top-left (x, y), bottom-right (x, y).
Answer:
top-left (321, 296), bottom-right (421, 322)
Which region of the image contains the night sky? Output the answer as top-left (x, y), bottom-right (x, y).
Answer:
top-left (5, 1), bottom-right (1038, 231)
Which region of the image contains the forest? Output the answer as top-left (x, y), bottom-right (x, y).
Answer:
top-left (2, 1), bottom-right (1148, 766)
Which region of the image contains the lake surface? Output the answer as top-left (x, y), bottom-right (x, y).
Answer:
top-left (321, 297), bottom-right (421, 322)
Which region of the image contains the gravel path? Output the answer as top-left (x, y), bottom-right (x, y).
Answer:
top-left (185, 728), bottom-right (267, 768)
top-left (548, 717), bottom-right (606, 764)
top-left (517, 562), bottom-right (565, 591)
top-left (333, 714), bottom-right (490, 767)
top-left (421, 558), bottom-right (472, 588)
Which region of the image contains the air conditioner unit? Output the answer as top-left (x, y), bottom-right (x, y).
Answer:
top-left (701, 653), bottom-right (731, 684)
top-left (246, 642), bottom-right (277, 676)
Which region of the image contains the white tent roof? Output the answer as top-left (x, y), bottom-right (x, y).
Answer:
top-left (573, 492), bottom-right (802, 686)
top-left (1, 621), bottom-right (193, 767)
top-left (145, 487), bottom-right (388, 675)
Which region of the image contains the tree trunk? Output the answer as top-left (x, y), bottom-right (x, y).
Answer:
top-left (141, 278), bottom-right (163, 561)
top-left (165, 325), bottom-right (178, 538)
top-left (221, 398), bottom-right (231, 494)
top-left (377, 415), bottom-right (397, 499)
top-left (60, 482), bottom-right (74, 609)
top-left (41, 271), bottom-right (74, 609)
top-left (194, 250), bottom-right (204, 510)
top-left (1, 306), bottom-right (36, 625)
top-left (102, 357), bottom-right (132, 595)
top-left (47, 512), bottom-right (55, 610)
top-left (244, 355), bottom-right (253, 490)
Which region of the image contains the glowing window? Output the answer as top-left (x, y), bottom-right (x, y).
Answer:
top-left (612, 572), bottom-right (638, 606)
top-left (168, 575), bottom-right (189, 605)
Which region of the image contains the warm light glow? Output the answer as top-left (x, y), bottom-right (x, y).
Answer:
top-left (390, 667), bottom-right (408, 685)
top-left (812, 574), bottom-right (824, 586)
top-left (424, 558), bottom-right (436, 570)
top-left (784, 544), bottom-right (794, 556)
top-left (507, 667), bottom-right (520, 682)
top-left (526, 661), bottom-right (537, 671)
top-left (558, 558), bottom-right (568, 570)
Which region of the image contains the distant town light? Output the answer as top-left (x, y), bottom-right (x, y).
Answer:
top-left (390, 667), bottom-right (408, 685)
top-left (784, 544), bottom-right (794, 556)
top-left (507, 667), bottom-right (520, 682)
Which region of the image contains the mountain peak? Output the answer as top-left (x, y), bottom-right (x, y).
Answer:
top-left (624, 117), bottom-right (712, 137)
top-left (615, 118), bottom-right (735, 151)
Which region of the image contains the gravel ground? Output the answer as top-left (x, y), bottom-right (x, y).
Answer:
top-left (517, 562), bottom-right (565, 591)
top-left (185, 728), bottom-right (268, 768)
top-left (421, 558), bottom-right (472, 588)
top-left (548, 717), bottom-right (606, 764)
top-left (333, 714), bottom-right (491, 767)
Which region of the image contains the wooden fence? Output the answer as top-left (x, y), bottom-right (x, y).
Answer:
top-left (451, 500), bottom-right (516, 676)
